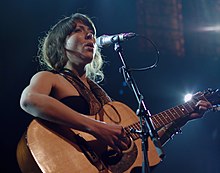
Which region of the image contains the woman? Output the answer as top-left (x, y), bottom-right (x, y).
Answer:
top-left (19, 13), bottom-right (212, 172)
top-left (20, 13), bottom-right (130, 153)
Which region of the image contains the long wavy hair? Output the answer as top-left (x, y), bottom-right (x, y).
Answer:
top-left (38, 13), bottom-right (104, 82)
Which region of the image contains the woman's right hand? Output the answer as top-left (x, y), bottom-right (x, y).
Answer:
top-left (90, 121), bottom-right (131, 153)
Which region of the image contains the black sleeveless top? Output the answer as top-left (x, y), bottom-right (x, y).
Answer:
top-left (57, 69), bottom-right (112, 115)
top-left (59, 96), bottom-right (90, 115)
top-left (49, 69), bottom-right (111, 115)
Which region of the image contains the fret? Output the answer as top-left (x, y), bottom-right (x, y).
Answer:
top-left (126, 125), bottom-right (132, 132)
top-left (133, 122), bottom-right (141, 139)
top-left (178, 104), bottom-right (190, 115)
top-left (168, 108), bottom-right (180, 119)
top-left (151, 117), bottom-right (161, 129)
top-left (125, 123), bottom-right (140, 140)
top-left (151, 110), bottom-right (175, 129)
top-left (151, 116), bottom-right (160, 128)
top-left (162, 111), bottom-right (173, 123)
top-left (183, 102), bottom-right (194, 112)
top-left (134, 122), bottom-right (140, 130)
top-left (154, 113), bottom-right (166, 127)
top-left (201, 95), bottom-right (209, 102)
top-left (135, 122), bottom-right (141, 139)
top-left (158, 112), bottom-right (169, 125)
top-left (174, 106), bottom-right (185, 116)
top-left (124, 127), bottom-right (131, 136)
top-left (131, 131), bottom-right (139, 140)
top-left (188, 100), bottom-right (196, 109)
top-left (163, 110), bottom-right (177, 120)
top-left (129, 124), bottom-right (137, 140)
top-left (125, 126), bottom-right (134, 139)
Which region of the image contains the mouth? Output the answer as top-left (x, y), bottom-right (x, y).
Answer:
top-left (84, 42), bottom-right (94, 51)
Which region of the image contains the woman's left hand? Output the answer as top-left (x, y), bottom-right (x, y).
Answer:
top-left (189, 100), bottom-right (212, 120)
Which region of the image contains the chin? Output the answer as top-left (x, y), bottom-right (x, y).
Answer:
top-left (82, 51), bottom-right (94, 63)
top-left (85, 56), bottom-right (94, 64)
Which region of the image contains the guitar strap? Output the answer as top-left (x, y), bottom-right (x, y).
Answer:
top-left (57, 68), bottom-right (112, 115)
top-left (50, 69), bottom-right (111, 171)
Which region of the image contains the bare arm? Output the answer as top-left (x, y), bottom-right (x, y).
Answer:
top-left (20, 71), bottom-right (97, 131)
top-left (20, 71), bottom-right (129, 152)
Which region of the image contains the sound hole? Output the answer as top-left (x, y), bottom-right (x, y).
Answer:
top-left (102, 143), bottom-right (138, 173)
top-left (102, 149), bottom-right (122, 165)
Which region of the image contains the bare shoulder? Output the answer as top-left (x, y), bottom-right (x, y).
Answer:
top-left (30, 71), bottom-right (59, 84)
top-left (32, 71), bottom-right (57, 79)
top-left (27, 70), bottom-right (79, 99)
top-left (26, 71), bottom-right (61, 92)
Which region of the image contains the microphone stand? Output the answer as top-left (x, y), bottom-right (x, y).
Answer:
top-left (113, 40), bottom-right (165, 173)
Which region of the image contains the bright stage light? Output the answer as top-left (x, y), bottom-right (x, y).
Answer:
top-left (199, 25), bottom-right (220, 32)
top-left (184, 93), bottom-right (192, 102)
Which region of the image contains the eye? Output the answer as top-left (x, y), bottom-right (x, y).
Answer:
top-left (74, 28), bottom-right (82, 32)
top-left (90, 32), bottom-right (95, 37)
top-left (90, 30), bottom-right (95, 35)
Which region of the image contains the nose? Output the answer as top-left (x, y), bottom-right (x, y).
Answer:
top-left (85, 32), bottom-right (94, 40)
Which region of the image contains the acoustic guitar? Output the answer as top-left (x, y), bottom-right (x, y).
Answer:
top-left (17, 89), bottom-right (220, 173)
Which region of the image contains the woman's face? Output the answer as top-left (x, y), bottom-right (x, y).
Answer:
top-left (64, 21), bottom-right (96, 67)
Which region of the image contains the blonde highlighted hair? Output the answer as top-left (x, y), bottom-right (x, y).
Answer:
top-left (38, 13), bottom-right (104, 82)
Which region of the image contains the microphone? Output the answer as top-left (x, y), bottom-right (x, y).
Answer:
top-left (96, 32), bottom-right (136, 48)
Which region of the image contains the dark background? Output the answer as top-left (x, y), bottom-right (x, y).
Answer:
top-left (1, 0), bottom-right (220, 172)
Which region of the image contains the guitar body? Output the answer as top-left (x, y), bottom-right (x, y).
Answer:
top-left (17, 101), bottom-right (161, 173)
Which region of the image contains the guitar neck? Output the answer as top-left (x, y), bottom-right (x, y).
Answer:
top-left (151, 94), bottom-right (209, 129)
top-left (124, 94), bottom-right (209, 140)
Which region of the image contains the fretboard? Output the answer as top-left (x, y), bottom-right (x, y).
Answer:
top-left (124, 94), bottom-right (208, 140)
